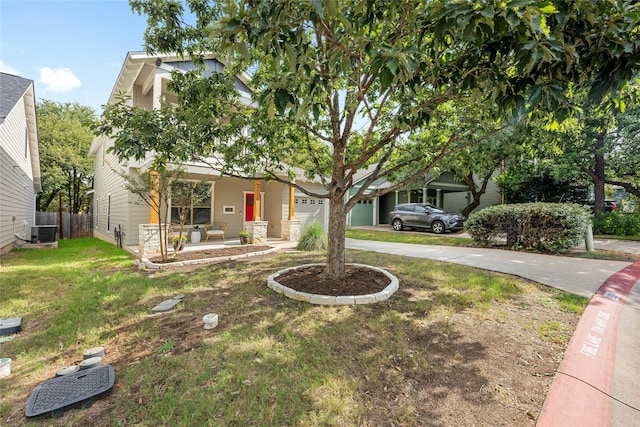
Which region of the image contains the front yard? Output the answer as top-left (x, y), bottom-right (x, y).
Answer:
top-left (0, 238), bottom-right (587, 426)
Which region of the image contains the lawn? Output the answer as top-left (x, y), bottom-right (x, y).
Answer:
top-left (0, 238), bottom-right (587, 426)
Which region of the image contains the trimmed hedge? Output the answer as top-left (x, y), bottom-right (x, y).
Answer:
top-left (465, 203), bottom-right (590, 253)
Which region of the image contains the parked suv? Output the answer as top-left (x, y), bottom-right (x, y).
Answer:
top-left (585, 200), bottom-right (617, 213)
top-left (389, 203), bottom-right (466, 234)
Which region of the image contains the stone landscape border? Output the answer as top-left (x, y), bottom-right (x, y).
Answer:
top-left (138, 246), bottom-right (279, 270)
top-left (267, 263), bottom-right (399, 305)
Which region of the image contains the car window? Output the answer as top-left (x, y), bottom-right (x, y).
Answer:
top-left (399, 205), bottom-right (414, 212)
top-left (415, 205), bottom-right (428, 213)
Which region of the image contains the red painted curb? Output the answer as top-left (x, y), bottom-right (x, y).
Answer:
top-left (537, 261), bottom-right (640, 427)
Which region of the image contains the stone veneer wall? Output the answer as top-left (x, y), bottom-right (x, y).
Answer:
top-left (246, 221), bottom-right (268, 244)
top-left (281, 219), bottom-right (302, 241)
top-left (139, 224), bottom-right (169, 256)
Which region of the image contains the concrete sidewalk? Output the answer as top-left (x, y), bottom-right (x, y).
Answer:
top-left (345, 238), bottom-right (632, 297)
top-left (345, 238), bottom-right (640, 426)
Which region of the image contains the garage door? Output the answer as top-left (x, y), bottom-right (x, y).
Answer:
top-left (351, 199), bottom-right (374, 226)
top-left (295, 197), bottom-right (326, 229)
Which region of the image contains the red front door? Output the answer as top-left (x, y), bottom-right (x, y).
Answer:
top-left (245, 193), bottom-right (254, 222)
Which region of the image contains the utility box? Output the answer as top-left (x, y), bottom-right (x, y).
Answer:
top-left (31, 225), bottom-right (58, 243)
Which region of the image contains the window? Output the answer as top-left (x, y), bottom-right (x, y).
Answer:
top-left (170, 182), bottom-right (212, 224)
top-left (107, 194), bottom-right (111, 232)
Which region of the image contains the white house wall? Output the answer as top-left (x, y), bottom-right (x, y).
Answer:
top-left (0, 95), bottom-right (36, 254)
top-left (282, 182), bottom-right (328, 232)
top-left (91, 134), bottom-right (133, 245)
top-left (212, 176), bottom-right (285, 237)
top-left (442, 172), bottom-right (502, 214)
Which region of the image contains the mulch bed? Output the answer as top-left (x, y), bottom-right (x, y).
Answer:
top-left (148, 245), bottom-right (272, 263)
top-left (271, 264), bottom-right (391, 296)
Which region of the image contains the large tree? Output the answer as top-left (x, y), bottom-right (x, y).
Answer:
top-left (36, 101), bottom-right (96, 213)
top-left (111, 0), bottom-right (640, 279)
top-left (513, 85), bottom-right (640, 212)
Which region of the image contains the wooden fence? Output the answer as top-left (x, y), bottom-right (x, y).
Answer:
top-left (36, 212), bottom-right (93, 239)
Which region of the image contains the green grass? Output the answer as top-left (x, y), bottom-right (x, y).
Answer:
top-left (0, 238), bottom-right (587, 425)
top-left (594, 234), bottom-right (640, 241)
top-left (346, 227), bottom-right (474, 246)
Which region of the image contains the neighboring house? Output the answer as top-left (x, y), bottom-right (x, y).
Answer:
top-left (347, 170), bottom-right (501, 227)
top-left (89, 52), bottom-right (328, 250)
top-left (0, 73), bottom-right (41, 256)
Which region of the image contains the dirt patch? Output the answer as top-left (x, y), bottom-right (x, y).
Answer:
top-left (147, 245), bottom-right (272, 263)
top-left (275, 264), bottom-right (391, 295)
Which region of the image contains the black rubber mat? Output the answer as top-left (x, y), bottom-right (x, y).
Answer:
top-left (25, 364), bottom-right (115, 418)
top-left (0, 317), bottom-right (21, 336)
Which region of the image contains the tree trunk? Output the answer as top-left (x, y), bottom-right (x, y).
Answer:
top-left (461, 171), bottom-right (493, 218)
top-left (324, 141), bottom-right (348, 280)
top-left (37, 190), bottom-right (58, 212)
top-left (324, 197), bottom-right (347, 279)
top-left (593, 132), bottom-right (607, 213)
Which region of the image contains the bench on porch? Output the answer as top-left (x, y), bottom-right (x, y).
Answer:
top-left (203, 222), bottom-right (226, 241)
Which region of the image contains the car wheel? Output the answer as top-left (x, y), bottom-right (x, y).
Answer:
top-left (431, 220), bottom-right (445, 234)
top-left (391, 219), bottom-right (404, 231)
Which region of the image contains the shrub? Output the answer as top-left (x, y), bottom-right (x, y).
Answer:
top-left (296, 221), bottom-right (327, 251)
top-left (592, 211), bottom-right (640, 236)
top-left (465, 203), bottom-right (590, 253)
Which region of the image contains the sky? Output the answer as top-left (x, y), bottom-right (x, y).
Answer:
top-left (0, 0), bottom-right (150, 114)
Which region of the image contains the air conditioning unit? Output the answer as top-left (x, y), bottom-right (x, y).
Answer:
top-left (31, 225), bottom-right (58, 243)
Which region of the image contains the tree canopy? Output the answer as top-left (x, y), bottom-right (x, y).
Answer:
top-left (36, 100), bottom-right (96, 213)
top-left (109, 0), bottom-right (640, 278)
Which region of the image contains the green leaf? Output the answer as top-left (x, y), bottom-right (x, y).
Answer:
top-left (536, 2), bottom-right (558, 14)
top-left (386, 57), bottom-right (399, 75)
top-left (379, 67), bottom-right (394, 90)
top-left (508, 0), bottom-right (533, 7)
top-left (274, 89), bottom-right (290, 113)
top-left (310, 0), bottom-right (324, 19)
top-left (480, 6), bottom-right (495, 18)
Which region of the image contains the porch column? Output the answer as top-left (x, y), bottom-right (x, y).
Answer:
top-left (422, 187), bottom-right (427, 204)
top-left (394, 190), bottom-right (398, 205)
top-left (149, 171), bottom-right (160, 224)
top-left (288, 184), bottom-right (295, 220)
top-left (253, 180), bottom-right (261, 220)
top-left (436, 188), bottom-right (442, 207)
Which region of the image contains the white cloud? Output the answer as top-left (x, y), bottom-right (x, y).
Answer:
top-left (38, 67), bottom-right (81, 92)
top-left (0, 60), bottom-right (20, 75)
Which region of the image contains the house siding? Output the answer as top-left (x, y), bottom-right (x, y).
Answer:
top-left (206, 179), bottom-right (288, 238)
top-left (442, 172), bottom-right (502, 214)
top-left (282, 182), bottom-right (328, 232)
top-left (0, 95), bottom-right (36, 254)
top-left (91, 134), bottom-right (133, 245)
